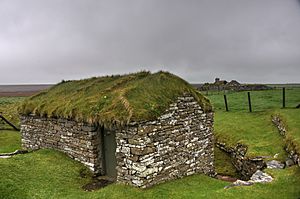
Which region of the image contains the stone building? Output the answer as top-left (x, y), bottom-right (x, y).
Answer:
top-left (19, 71), bottom-right (215, 188)
top-left (199, 78), bottom-right (271, 92)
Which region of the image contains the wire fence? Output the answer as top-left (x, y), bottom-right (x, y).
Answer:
top-left (203, 87), bottom-right (300, 112)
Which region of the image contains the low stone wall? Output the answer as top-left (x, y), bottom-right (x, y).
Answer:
top-left (272, 116), bottom-right (300, 166)
top-left (115, 94), bottom-right (215, 188)
top-left (20, 116), bottom-right (102, 174)
top-left (216, 142), bottom-right (265, 180)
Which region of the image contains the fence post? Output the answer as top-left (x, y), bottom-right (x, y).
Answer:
top-left (248, 92), bottom-right (252, 112)
top-left (282, 87), bottom-right (286, 108)
top-left (224, 95), bottom-right (229, 111)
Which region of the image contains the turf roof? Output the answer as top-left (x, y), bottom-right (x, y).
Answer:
top-left (19, 71), bottom-right (212, 126)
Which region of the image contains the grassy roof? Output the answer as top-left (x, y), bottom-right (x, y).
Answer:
top-left (19, 71), bottom-right (211, 126)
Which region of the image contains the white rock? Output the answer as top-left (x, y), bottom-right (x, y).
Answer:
top-left (250, 170), bottom-right (273, 183)
top-left (140, 156), bottom-right (154, 165)
top-left (267, 160), bottom-right (285, 169)
top-left (121, 146), bottom-right (130, 154)
top-left (0, 156), bottom-right (11, 159)
top-left (187, 171), bottom-right (195, 176)
top-left (132, 163), bottom-right (147, 173)
top-left (159, 113), bottom-right (173, 120)
top-left (132, 179), bottom-right (143, 186)
top-left (140, 167), bottom-right (158, 177)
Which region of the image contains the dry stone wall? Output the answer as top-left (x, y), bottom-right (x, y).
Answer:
top-left (216, 142), bottom-right (266, 180)
top-left (115, 94), bottom-right (215, 188)
top-left (272, 116), bottom-right (300, 166)
top-left (20, 116), bottom-right (102, 174)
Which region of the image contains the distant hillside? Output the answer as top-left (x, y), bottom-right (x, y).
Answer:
top-left (0, 85), bottom-right (53, 97)
top-left (266, 84), bottom-right (300, 88)
top-left (191, 84), bottom-right (204, 89)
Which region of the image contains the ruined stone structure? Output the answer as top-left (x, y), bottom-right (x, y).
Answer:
top-left (20, 72), bottom-right (215, 188)
top-left (198, 78), bottom-right (271, 91)
top-left (272, 116), bottom-right (300, 167)
top-left (216, 142), bottom-right (266, 180)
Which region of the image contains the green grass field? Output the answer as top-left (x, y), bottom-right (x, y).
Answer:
top-left (209, 88), bottom-right (300, 160)
top-left (0, 130), bottom-right (21, 153)
top-left (0, 87), bottom-right (300, 199)
top-left (0, 147), bottom-right (300, 199)
top-left (208, 87), bottom-right (300, 112)
top-left (273, 109), bottom-right (300, 154)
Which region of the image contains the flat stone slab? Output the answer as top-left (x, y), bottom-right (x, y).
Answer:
top-left (224, 180), bottom-right (254, 189)
top-left (0, 156), bottom-right (11, 159)
top-left (250, 170), bottom-right (273, 183)
top-left (267, 160), bottom-right (285, 169)
top-left (224, 170), bottom-right (273, 189)
top-left (0, 149), bottom-right (28, 157)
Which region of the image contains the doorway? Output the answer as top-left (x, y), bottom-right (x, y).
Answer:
top-left (101, 127), bottom-right (117, 179)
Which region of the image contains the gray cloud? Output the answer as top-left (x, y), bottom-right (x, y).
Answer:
top-left (1, 0), bottom-right (300, 84)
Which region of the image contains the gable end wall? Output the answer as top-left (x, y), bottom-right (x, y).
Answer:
top-left (116, 94), bottom-right (215, 188)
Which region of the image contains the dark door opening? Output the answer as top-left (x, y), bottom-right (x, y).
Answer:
top-left (102, 128), bottom-right (117, 179)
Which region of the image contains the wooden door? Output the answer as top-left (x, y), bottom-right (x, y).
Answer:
top-left (103, 129), bottom-right (117, 179)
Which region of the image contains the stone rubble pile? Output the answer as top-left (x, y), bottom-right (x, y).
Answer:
top-left (225, 170), bottom-right (273, 189)
top-left (250, 170), bottom-right (273, 183)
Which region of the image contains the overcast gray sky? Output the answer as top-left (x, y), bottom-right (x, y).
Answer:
top-left (1, 0), bottom-right (300, 84)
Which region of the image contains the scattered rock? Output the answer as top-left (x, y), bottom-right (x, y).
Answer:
top-left (285, 158), bottom-right (295, 168)
top-left (273, 153), bottom-right (279, 158)
top-left (224, 180), bottom-right (254, 189)
top-left (266, 160), bottom-right (285, 169)
top-left (250, 170), bottom-right (273, 183)
top-left (225, 170), bottom-right (273, 189)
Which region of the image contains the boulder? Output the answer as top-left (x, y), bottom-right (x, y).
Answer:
top-left (285, 158), bottom-right (295, 167)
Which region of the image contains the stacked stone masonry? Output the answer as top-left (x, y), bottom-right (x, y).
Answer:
top-left (216, 142), bottom-right (266, 180)
top-left (272, 116), bottom-right (300, 167)
top-left (116, 94), bottom-right (215, 188)
top-left (20, 117), bottom-right (102, 174)
top-left (20, 94), bottom-right (215, 188)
